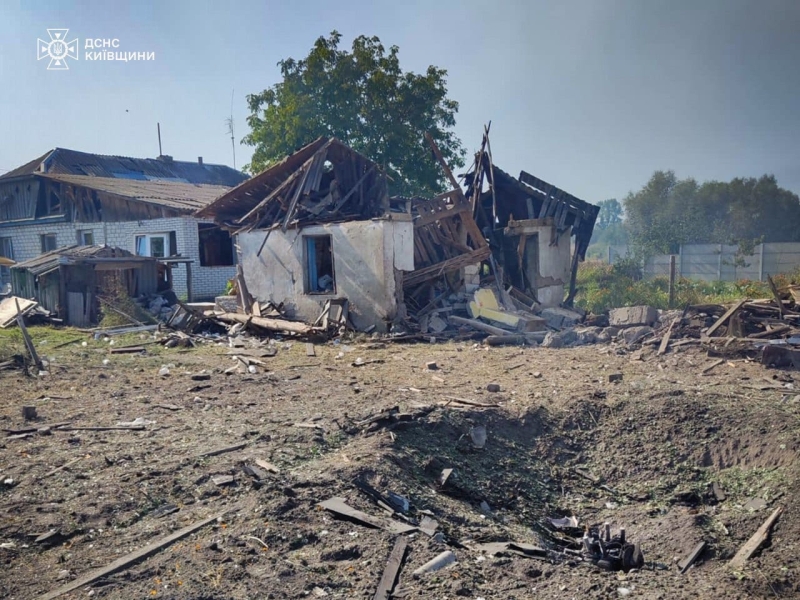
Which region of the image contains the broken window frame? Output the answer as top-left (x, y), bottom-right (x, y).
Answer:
top-left (303, 234), bottom-right (336, 295)
top-left (134, 232), bottom-right (176, 259)
top-left (40, 233), bottom-right (57, 253)
top-left (0, 236), bottom-right (13, 287)
top-left (77, 229), bottom-right (94, 246)
top-left (197, 223), bottom-right (235, 267)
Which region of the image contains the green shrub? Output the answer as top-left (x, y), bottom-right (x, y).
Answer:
top-left (573, 260), bottom-right (799, 314)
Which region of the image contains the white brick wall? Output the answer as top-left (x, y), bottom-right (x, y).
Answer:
top-left (0, 217), bottom-right (235, 300)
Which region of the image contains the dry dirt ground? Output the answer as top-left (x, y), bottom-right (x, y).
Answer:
top-left (1, 330), bottom-right (799, 599)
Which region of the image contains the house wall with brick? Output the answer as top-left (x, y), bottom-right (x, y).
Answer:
top-left (0, 217), bottom-right (234, 300)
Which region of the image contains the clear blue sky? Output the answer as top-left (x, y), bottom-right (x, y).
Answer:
top-left (1, 0), bottom-right (799, 203)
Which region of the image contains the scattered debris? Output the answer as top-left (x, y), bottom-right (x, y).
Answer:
top-left (211, 475), bottom-right (235, 486)
top-left (412, 550), bottom-right (456, 576)
top-left (581, 525), bottom-right (644, 572)
top-left (36, 511), bottom-right (228, 600)
top-left (470, 425), bottom-right (487, 448)
top-left (678, 541), bottom-right (707, 574)
top-left (373, 537), bottom-right (408, 600)
top-left (318, 497), bottom-right (416, 534)
top-left (729, 506), bottom-right (783, 569)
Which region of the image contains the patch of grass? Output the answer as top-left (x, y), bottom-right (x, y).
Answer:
top-left (716, 466), bottom-right (787, 506)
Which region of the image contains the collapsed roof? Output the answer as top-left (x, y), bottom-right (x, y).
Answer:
top-left (12, 244), bottom-right (156, 276)
top-left (197, 137), bottom-right (388, 233)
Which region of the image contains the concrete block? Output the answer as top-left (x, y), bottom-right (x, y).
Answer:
top-left (539, 307), bottom-right (582, 330)
top-left (621, 325), bottom-right (653, 345)
top-left (609, 306), bottom-right (659, 327)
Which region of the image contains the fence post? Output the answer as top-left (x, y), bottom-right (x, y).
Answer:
top-left (669, 254), bottom-right (677, 308)
top-left (758, 243), bottom-right (764, 281)
top-left (678, 244), bottom-right (684, 278)
top-left (607, 245), bottom-right (612, 264)
top-left (717, 244), bottom-right (723, 280)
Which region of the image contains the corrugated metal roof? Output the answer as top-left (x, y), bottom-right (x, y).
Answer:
top-left (41, 174), bottom-right (231, 211)
top-left (13, 244), bottom-right (151, 275)
top-left (0, 151), bottom-right (51, 180)
top-left (1, 148), bottom-right (247, 186)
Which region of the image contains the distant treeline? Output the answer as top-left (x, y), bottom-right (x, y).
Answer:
top-left (590, 171), bottom-right (800, 258)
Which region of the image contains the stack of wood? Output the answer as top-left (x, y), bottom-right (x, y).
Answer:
top-left (643, 278), bottom-right (800, 359)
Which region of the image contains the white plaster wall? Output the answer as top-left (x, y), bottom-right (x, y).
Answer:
top-left (536, 225), bottom-right (572, 307)
top-left (0, 216), bottom-right (234, 300)
top-left (239, 216), bottom-right (414, 331)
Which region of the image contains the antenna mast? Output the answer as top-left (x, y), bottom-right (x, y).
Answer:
top-left (225, 90), bottom-right (236, 170)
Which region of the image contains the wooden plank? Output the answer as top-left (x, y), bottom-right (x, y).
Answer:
top-left (424, 132), bottom-right (461, 192)
top-left (40, 456), bottom-right (83, 480)
top-left (254, 458), bottom-right (280, 474)
top-left (16, 298), bottom-right (43, 370)
top-left (216, 313), bottom-right (317, 335)
top-left (56, 426), bottom-right (145, 432)
top-left (701, 358), bottom-right (725, 374)
top-left (197, 442), bottom-right (247, 459)
top-left (767, 276), bottom-right (785, 318)
top-left (706, 299), bottom-right (747, 337)
top-left (306, 343), bottom-right (316, 357)
top-left (403, 246), bottom-right (492, 287)
top-left (36, 512), bottom-right (224, 600)
top-left (318, 497), bottom-right (416, 535)
top-left (0, 296), bottom-right (37, 328)
top-left (678, 541), bottom-right (706, 574)
top-left (448, 315), bottom-right (512, 336)
top-left (728, 506), bottom-right (783, 569)
top-left (658, 318), bottom-right (678, 356)
top-left (373, 537), bottom-right (408, 600)
top-left (748, 325), bottom-right (791, 339)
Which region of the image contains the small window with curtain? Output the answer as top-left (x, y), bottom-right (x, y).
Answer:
top-left (304, 235), bottom-right (335, 294)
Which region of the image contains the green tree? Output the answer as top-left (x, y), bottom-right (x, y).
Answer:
top-left (624, 170), bottom-right (800, 259)
top-left (595, 198), bottom-right (623, 230)
top-left (243, 31), bottom-right (465, 196)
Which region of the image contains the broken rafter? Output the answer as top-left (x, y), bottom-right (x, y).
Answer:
top-left (236, 160), bottom-right (309, 225)
top-left (281, 141), bottom-right (332, 232)
top-left (706, 299), bottom-right (748, 337)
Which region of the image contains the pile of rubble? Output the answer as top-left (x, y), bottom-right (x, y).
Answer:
top-left (617, 281), bottom-right (800, 367)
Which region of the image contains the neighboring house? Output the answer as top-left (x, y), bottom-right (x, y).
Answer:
top-left (0, 148), bottom-right (248, 299)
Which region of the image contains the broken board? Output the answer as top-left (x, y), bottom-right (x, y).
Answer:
top-left (318, 497), bottom-right (416, 535)
top-left (0, 296), bottom-right (37, 329)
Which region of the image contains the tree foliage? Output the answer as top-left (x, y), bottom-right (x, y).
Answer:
top-left (596, 199), bottom-right (623, 230)
top-left (243, 31), bottom-right (465, 197)
top-left (624, 170), bottom-right (800, 258)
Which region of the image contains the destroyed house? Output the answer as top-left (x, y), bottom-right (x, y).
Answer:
top-left (199, 133), bottom-right (596, 334)
top-left (466, 144), bottom-right (599, 308)
top-left (11, 245), bottom-right (163, 327)
top-left (0, 148), bottom-right (248, 299)
top-left (198, 137), bottom-right (415, 331)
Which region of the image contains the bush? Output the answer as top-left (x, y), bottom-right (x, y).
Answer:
top-left (573, 260), bottom-right (800, 314)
